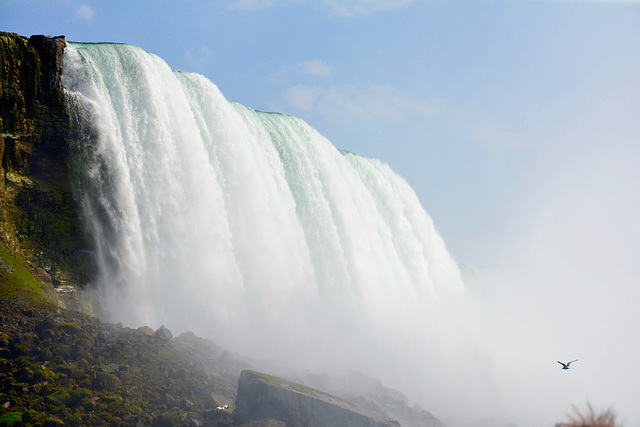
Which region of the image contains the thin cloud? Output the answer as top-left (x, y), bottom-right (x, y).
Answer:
top-left (184, 46), bottom-right (213, 68)
top-left (228, 0), bottom-right (283, 10)
top-left (298, 60), bottom-right (335, 77)
top-left (282, 85), bottom-right (319, 110)
top-left (323, 0), bottom-right (415, 17)
top-left (228, 0), bottom-right (416, 16)
top-left (271, 59), bottom-right (335, 81)
top-left (281, 84), bottom-right (437, 122)
top-left (76, 4), bottom-right (95, 20)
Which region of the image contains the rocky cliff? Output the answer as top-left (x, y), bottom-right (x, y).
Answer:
top-left (0, 32), bottom-right (91, 307)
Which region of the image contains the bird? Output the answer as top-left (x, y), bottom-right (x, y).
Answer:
top-left (558, 359), bottom-right (578, 370)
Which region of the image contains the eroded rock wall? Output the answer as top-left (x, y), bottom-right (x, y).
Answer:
top-left (0, 32), bottom-right (91, 295)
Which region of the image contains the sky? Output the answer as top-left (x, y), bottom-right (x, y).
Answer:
top-left (2, 0), bottom-right (640, 425)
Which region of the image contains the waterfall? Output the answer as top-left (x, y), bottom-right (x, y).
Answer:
top-left (62, 42), bottom-right (463, 371)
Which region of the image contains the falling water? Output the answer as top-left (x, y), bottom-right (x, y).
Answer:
top-left (62, 42), bottom-right (463, 376)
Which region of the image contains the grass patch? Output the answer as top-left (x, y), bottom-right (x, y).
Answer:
top-left (0, 240), bottom-right (56, 306)
top-left (0, 412), bottom-right (22, 426)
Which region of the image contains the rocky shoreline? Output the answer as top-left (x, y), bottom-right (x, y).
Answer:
top-left (0, 292), bottom-right (443, 426)
top-left (0, 295), bottom-right (240, 426)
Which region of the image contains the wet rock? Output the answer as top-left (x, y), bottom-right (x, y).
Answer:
top-left (173, 368), bottom-right (188, 379)
top-left (14, 367), bottom-right (33, 382)
top-left (155, 325), bottom-right (173, 341)
top-left (158, 393), bottom-right (176, 406)
top-left (240, 421), bottom-right (287, 427)
top-left (100, 363), bottom-right (119, 373)
top-left (8, 340), bottom-right (26, 357)
top-left (58, 322), bottom-right (81, 335)
top-left (22, 409), bottom-right (45, 425)
top-left (235, 370), bottom-right (401, 427)
top-left (138, 325), bottom-right (155, 336)
top-left (37, 328), bottom-right (54, 340)
top-left (0, 258), bottom-right (14, 273)
top-left (91, 370), bottom-right (122, 391)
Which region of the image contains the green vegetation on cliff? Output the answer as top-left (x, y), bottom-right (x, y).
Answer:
top-left (0, 239), bottom-right (56, 306)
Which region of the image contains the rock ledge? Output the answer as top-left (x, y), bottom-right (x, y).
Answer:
top-left (235, 370), bottom-right (401, 427)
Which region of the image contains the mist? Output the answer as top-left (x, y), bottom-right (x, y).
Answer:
top-left (298, 119), bottom-right (640, 425)
top-left (418, 133), bottom-right (640, 425)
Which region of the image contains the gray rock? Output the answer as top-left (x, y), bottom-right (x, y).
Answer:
top-left (235, 370), bottom-right (401, 427)
top-left (155, 325), bottom-right (173, 341)
top-left (101, 363), bottom-right (119, 373)
top-left (0, 258), bottom-right (13, 273)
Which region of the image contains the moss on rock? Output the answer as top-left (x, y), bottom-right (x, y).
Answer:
top-left (0, 412), bottom-right (22, 427)
top-left (0, 293), bottom-right (242, 426)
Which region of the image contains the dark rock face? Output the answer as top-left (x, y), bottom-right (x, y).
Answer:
top-left (235, 370), bottom-right (401, 427)
top-left (0, 32), bottom-right (92, 296)
top-left (0, 33), bottom-right (66, 178)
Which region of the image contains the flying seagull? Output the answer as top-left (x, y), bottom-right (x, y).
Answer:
top-left (558, 359), bottom-right (578, 370)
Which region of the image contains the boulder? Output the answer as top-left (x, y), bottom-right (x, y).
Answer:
top-left (234, 370), bottom-right (400, 427)
top-left (155, 325), bottom-right (173, 341)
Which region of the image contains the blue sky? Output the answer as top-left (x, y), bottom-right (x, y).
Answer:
top-left (2, 0), bottom-right (639, 267)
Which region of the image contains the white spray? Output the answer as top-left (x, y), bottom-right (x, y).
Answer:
top-left (62, 41), bottom-right (465, 394)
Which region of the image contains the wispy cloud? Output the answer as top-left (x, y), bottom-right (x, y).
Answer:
top-left (322, 0), bottom-right (415, 17)
top-left (297, 60), bottom-right (335, 77)
top-left (281, 84), bottom-right (436, 122)
top-left (76, 4), bottom-right (95, 20)
top-left (228, 0), bottom-right (416, 16)
top-left (228, 0), bottom-right (281, 10)
top-left (184, 46), bottom-right (213, 68)
top-left (272, 59), bottom-right (335, 81)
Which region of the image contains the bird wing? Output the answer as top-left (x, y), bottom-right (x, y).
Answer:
top-left (567, 359), bottom-right (578, 366)
top-left (557, 361), bottom-right (566, 367)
